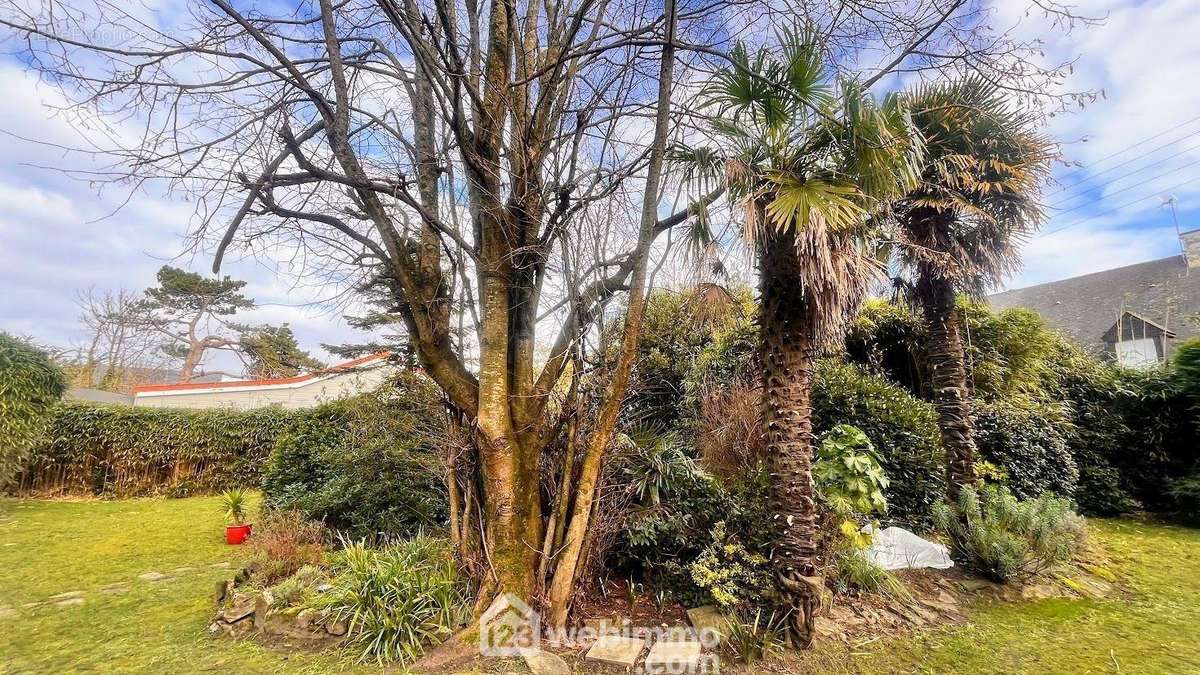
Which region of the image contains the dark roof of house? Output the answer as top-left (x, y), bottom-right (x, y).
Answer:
top-left (988, 255), bottom-right (1200, 353)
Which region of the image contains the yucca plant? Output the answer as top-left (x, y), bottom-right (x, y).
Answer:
top-left (219, 488), bottom-right (250, 524)
top-left (724, 608), bottom-right (787, 664)
top-left (675, 27), bottom-right (923, 647)
top-left (307, 536), bottom-right (471, 664)
top-left (890, 77), bottom-right (1054, 500)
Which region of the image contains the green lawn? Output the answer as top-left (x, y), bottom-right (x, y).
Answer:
top-left (2, 498), bottom-right (1198, 674)
top-left (0, 496), bottom-right (368, 674)
top-left (806, 519), bottom-right (1200, 674)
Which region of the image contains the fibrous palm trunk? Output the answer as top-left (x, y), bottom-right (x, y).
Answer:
top-left (919, 273), bottom-right (977, 501)
top-left (760, 232), bottom-right (822, 648)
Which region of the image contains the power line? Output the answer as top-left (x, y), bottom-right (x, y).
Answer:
top-left (1049, 143), bottom-right (1200, 210)
top-left (1050, 132), bottom-right (1200, 198)
top-left (1036, 175), bottom-right (1200, 239)
top-left (1055, 113), bottom-right (1200, 183)
top-left (1046, 155), bottom-right (1200, 219)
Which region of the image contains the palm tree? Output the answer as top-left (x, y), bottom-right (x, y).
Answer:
top-left (680, 33), bottom-right (921, 646)
top-left (891, 77), bottom-right (1053, 500)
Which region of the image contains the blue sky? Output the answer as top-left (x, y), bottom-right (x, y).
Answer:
top-left (1, 0), bottom-right (1198, 372)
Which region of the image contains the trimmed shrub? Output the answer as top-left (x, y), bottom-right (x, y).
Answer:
top-left (974, 399), bottom-right (1078, 500)
top-left (812, 361), bottom-right (945, 529)
top-left (15, 402), bottom-right (294, 496)
top-left (261, 372), bottom-right (450, 539)
top-left (0, 333), bottom-right (68, 487)
top-left (933, 484), bottom-right (1086, 582)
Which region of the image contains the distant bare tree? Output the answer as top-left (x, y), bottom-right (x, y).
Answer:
top-left (67, 288), bottom-right (176, 391)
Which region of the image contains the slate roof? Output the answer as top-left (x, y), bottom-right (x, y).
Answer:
top-left (988, 255), bottom-right (1200, 356)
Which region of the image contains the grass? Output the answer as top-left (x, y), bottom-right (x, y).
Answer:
top-left (804, 518), bottom-right (1200, 674)
top-left (2, 497), bottom-right (1198, 674)
top-left (0, 495), bottom-right (370, 674)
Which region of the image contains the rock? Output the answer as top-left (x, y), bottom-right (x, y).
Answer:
top-left (221, 603), bottom-right (255, 624)
top-left (210, 561), bottom-right (231, 569)
top-left (522, 650), bottom-right (571, 675)
top-left (954, 579), bottom-right (995, 593)
top-left (324, 617), bottom-right (349, 636)
top-left (686, 605), bottom-right (729, 647)
top-left (315, 583), bottom-right (332, 594)
top-left (101, 583), bottom-right (129, 595)
top-left (296, 609), bottom-right (316, 630)
top-left (0, 607), bottom-right (15, 619)
top-left (644, 638), bottom-right (702, 673)
top-left (1020, 584), bottom-right (1061, 601)
top-left (138, 571), bottom-right (168, 582)
top-left (49, 591), bottom-right (85, 600)
top-left (54, 598), bottom-right (85, 607)
top-left (1071, 576), bottom-right (1112, 599)
top-left (253, 593), bottom-right (271, 630)
top-left (584, 634), bottom-right (644, 667)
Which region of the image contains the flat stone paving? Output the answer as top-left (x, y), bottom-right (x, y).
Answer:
top-left (644, 638), bottom-right (702, 672)
top-left (584, 634), bottom-right (645, 667)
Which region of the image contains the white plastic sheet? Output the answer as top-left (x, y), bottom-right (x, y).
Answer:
top-left (860, 526), bottom-right (954, 570)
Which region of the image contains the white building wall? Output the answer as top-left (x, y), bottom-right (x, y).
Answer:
top-left (133, 366), bottom-right (394, 410)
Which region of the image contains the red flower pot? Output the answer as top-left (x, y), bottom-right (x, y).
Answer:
top-left (225, 523), bottom-right (252, 545)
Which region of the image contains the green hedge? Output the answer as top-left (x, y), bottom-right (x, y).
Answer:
top-left (0, 333), bottom-right (68, 488)
top-left (14, 402), bottom-right (295, 496)
top-left (975, 399), bottom-right (1077, 500)
top-left (12, 371), bottom-right (452, 517)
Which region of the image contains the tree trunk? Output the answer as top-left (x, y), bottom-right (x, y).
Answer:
top-left (760, 231), bottom-right (821, 648)
top-left (920, 275), bottom-right (977, 501)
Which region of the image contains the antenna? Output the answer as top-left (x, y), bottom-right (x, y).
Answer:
top-left (1161, 194), bottom-right (1187, 274)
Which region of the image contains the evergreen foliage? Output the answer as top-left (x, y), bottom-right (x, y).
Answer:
top-left (0, 333), bottom-right (68, 487)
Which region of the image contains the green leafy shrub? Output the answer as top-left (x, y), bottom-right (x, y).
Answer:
top-left (689, 521), bottom-right (771, 611)
top-left (16, 402), bottom-right (294, 496)
top-left (815, 425), bottom-right (889, 538)
top-left (262, 373), bottom-right (449, 539)
top-left (614, 455), bottom-right (771, 607)
top-left (307, 536), bottom-right (471, 664)
top-left (933, 484), bottom-right (1086, 582)
top-left (0, 333), bottom-right (67, 487)
top-left (267, 564), bottom-right (328, 608)
top-left (974, 399), bottom-right (1077, 500)
top-left (1166, 471), bottom-right (1200, 524)
top-left (812, 361), bottom-right (945, 529)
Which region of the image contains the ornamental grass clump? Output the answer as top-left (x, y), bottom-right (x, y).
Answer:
top-left (307, 536), bottom-right (471, 664)
top-left (934, 484), bottom-right (1086, 582)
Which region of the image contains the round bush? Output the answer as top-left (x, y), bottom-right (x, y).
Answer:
top-left (262, 372), bottom-right (450, 539)
top-left (0, 333), bottom-right (67, 487)
top-left (811, 360), bottom-right (945, 529)
top-left (975, 399), bottom-right (1078, 501)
